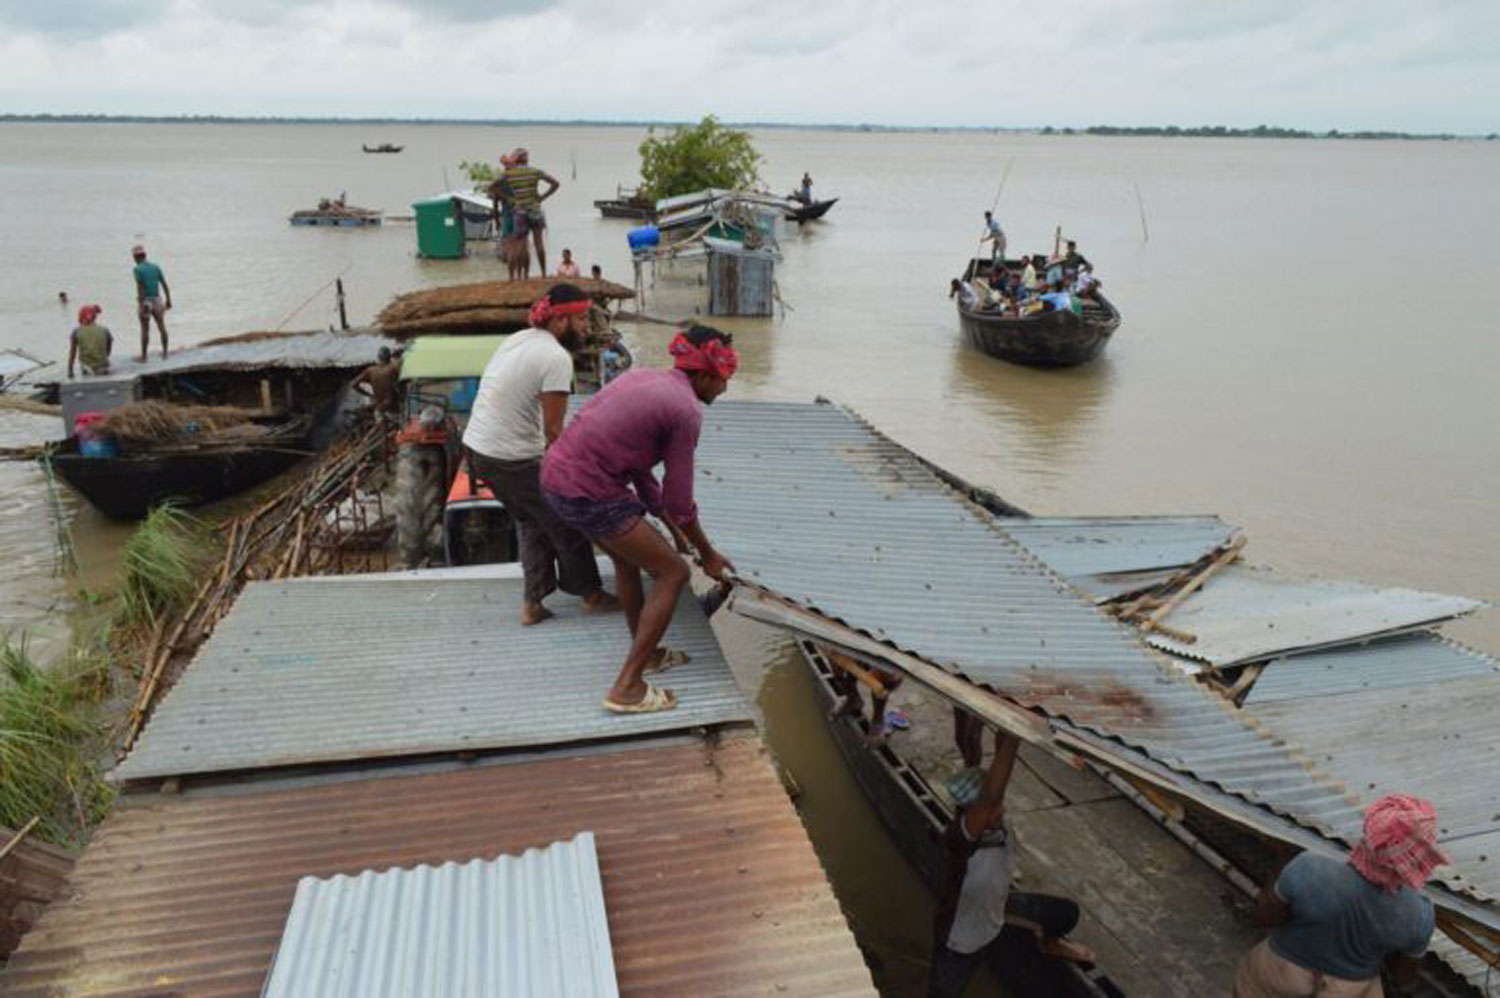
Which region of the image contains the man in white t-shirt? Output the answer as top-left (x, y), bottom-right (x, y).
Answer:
top-left (463, 283), bottom-right (617, 625)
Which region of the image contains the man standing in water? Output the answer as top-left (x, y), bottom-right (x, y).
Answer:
top-left (131, 244), bottom-right (172, 361)
top-left (541, 325), bottom-right (738, 714)
top-left (464, 283), bottom-right (618, 626)
top-left (502, 148), bottom-right (560, 277)
top-left (67, 304), bottom-right (112, 377)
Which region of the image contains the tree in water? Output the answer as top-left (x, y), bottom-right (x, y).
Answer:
top-left (637, 115), bottom-right (762, 200)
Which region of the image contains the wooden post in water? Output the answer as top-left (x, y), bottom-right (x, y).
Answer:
top-left (335, 278), bottom-right (349, 330)
top-left (1053, 224), bottom-right (1062, 258)
top-left (1134, 181), bottom-right (1150, 243)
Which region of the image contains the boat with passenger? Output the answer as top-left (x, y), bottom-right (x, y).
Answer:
top-left (953, 251), bottom-right (1120, 368)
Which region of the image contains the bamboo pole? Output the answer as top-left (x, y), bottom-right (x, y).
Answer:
top-left (1139, 534), bottom-right (1246, 635)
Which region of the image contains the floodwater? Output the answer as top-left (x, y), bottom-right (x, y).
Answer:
top-left (2, 124), bottom-right (1497, 994)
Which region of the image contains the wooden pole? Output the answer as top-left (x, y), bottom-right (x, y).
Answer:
top-left (1140, 534), bottom-right (1246, 634)
top-left (336, 278), bottom-right (349, 330)
top-left (1133, 181), bottom-right (1150, 243)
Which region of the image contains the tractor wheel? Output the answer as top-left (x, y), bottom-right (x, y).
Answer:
top-left (395, 443), bottom-right (444, 568)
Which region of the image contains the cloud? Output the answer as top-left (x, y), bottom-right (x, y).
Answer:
top-left (0, 0), bottom-right (1494, 132)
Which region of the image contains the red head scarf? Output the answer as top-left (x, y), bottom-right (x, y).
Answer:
top-left (77, 304), bottom-right (102, 325)
top-left (669, 329), bottom-right (738, 380)
top-left (1349, 794), bottom-right (1449, 892)
top-left (529, 287), bottom-right (592, 328)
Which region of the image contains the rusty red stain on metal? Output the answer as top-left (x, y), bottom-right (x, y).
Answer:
top-left (1006, 675), bottom-right (1159, 726)
top-left (0, 738), bottom-right (874, 998)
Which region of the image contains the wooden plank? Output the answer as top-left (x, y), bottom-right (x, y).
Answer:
top-left (1140, 534), bottom-right (1246, 634)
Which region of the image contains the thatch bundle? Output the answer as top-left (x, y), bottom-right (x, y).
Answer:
top-left (377, 277), bottom-right (634, 329)
top-left (101, 402), bottom-right (268, 445)
top-left (380, 307), bottom-right (533, 339)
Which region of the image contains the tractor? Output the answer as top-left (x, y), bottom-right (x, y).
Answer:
top-left (391, 326), bottom-right (630, 569)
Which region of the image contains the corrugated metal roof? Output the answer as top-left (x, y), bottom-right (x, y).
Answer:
top-left (1145, 565), bottom-right (1484, 667)
top-left (693, 403), bottom-right (1363, 837)
top-left (115, 573), bottom-right (750, 782)
top-left (998, 515), bottom-right (1235, 600)
top-left (1, 738), bottom-right (875, 998)
top-left (1245, 676), bottom-right (1500, 896)
top-left (106, 329), bottom-right (396, 380)
top-left (1245, 633), bottom-right (1500, 704)
top-left (263, 832), bottom-right (618, 998)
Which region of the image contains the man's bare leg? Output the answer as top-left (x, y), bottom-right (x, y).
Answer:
top-left (155, 313), bottom-right (169, 358)
top-left (533, 229), bottom-right (547, 277)
top-left (138, 311), bottom-right (150, 362)
top-left (597, 522), bottom-right (688, 706)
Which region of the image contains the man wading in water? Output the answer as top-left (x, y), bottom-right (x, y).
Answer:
top-left (540, 325), bottom-right (738, 713)
top-left (464, 283), bottom-right (619, 625)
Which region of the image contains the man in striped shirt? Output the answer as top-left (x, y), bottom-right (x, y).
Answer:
top-left (502, 148), bottom-right (561, 276)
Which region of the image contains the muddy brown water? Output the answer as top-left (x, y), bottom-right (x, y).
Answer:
top-left (2, 124), bottom-right (1496, 994)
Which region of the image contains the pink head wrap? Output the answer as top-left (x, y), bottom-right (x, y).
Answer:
top-left (669, 329), bottom-right (738, 381)
top-left (1349, 794), bottom-right (1449, 892)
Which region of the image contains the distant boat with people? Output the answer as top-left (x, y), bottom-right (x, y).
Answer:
top-left (362, 143), bottom-right (403, 154)
top-left (290, 197), bottom-right (383, 227)
top-left (953, 255), bottom-right (1120, 368)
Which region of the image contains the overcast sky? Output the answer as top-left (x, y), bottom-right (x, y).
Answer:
top-left (0, 0), bottom-right (1493, 132)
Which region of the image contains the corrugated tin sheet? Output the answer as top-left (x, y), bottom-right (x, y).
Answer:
top-left (1144, 564), bottom-right (1483, 667)
top-left (263, 833), bottom-right (618, 998)
top-left (693, 403), bottom-right (1363, 838)
top-left (109, 329), bottom-right (396, 379)
top-left (1, 738), bottom-right (875, 998)
top-left (998, 515), bottom-right (1235, 600)
top-left (1245, 633), bottom-right (1500, 704)
top-left (115, 573), bottom-right (750, 782)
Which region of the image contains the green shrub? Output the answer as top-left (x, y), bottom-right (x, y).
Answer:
top-left (119, 504), bottom-right (200, 627)
top-left (638, 116), bottom-right (762, 200)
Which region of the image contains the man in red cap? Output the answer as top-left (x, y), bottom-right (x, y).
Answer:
top-left (67, 304), bottom-right (113, 378)
top-left (540, 324), bottom-right (738, 714)
top-left (463, 283), bottom-right (617, 626)
top-left (1235, 794), bottom-right (1445, 997)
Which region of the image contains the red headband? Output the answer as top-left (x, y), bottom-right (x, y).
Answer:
top-left (529, 295), bottom-right (592, 328)
top-left (78, 304), bottom-right (102, 324)
top-left (670, 331), bottom-right (738, 381)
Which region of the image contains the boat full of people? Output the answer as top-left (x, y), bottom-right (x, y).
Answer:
top-left (951, 242), bottom-right (1120, 367)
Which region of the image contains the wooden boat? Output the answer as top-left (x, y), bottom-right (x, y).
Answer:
top-left (786, 197), bottom-right (838, 222)
top-left (796, 641), bottom-right (1122, 998)
top-left (361, 143), bottom-right (403, 154)
top-left (956, 258), bottom-right (1120, 367)
top-left (594, 197), bottom-right (656, 221)
top-left (50, 431), bottom-right (310, 518)
top-left (290, 203), bottom-right (382, 227)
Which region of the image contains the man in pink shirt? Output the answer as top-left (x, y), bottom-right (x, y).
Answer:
top-left (541, 325), bottom-right (738, 713)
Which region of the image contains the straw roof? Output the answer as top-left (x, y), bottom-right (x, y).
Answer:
top-left (376, 277), bottom-right (634, 328)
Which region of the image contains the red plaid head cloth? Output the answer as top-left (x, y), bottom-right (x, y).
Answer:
top-left (1349, 794), bottom-right (1450, 892)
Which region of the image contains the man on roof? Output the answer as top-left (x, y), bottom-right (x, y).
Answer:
top-left (67, 304), bottom-right (112, 378)
top-left (463, 283), bottom-right (619, 626)
top-left (540, 324), bottom-right (738, 714)
top-left (502, 148), bottom-right (560, 278)
top-left (131, 244), bottom-right (172, 362)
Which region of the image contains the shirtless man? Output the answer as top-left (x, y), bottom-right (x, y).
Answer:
top-left (353, 347), bottom-right (402, 417)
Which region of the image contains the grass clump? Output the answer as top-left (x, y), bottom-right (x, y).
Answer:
top-left (0, 634), bottom-right (115, 847)
top-left (119, 503), bottom-right (202, 627)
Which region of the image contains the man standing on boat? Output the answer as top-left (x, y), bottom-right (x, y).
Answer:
top-left (930, 728), bottom-right (1094, 997)
top-left (464, 283), bottom-right (619, 626)
top-left (983, 211), bottom-right (1007, 264)
top-left (352, 346), bottom-right (402, 419)
top-left (131, 244), bottom-right (172, 362)
top-left (67, 304), bottom-right (112, 378)
top-left (540, 325), bottom-right (738, 715)
top-left (502, 148), bottom-right (560, 278)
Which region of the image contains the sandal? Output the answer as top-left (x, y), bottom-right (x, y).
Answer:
top-left (645, 647), bottom-right (690, 674)
top-left (604, 682), bottom-right (678, 714)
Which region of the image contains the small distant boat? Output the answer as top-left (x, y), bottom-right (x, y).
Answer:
top-left (955, 257), bottom-right (1120, 368)
top-left (290, 200), bottom-right (383, 227)
top-left (362, 143), bottom-right (403, 154)
top-left (594, 187), bottom-right (656, 221)
top-left (786, 197), bottom-right (838, 223)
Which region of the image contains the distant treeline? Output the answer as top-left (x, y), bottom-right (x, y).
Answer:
top-left (1063, 124), bottom-right (1495, 141)
top-left (1, 114), bottom-right (1494, 140)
